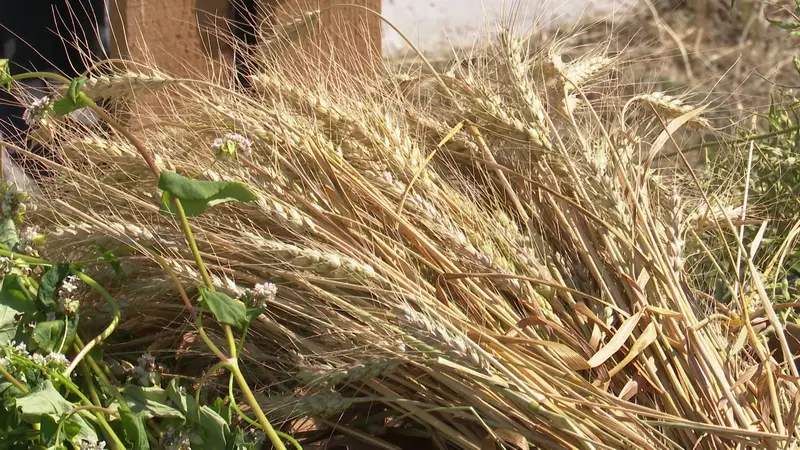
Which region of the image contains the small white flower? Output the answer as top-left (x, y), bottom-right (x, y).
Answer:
top-left (161, 426), bottom-right (193, 450)
top-left (239, 282), bottom-right (277, 309)
top-left (22, 96), bottom-right (53, 127)
top-left (56, 276), bottom-right (81, 315)
top-left (30, 353), bottom-right (46, 366)
top-left (210, 132), bottom-right (253, 160)
top-left (45, 352), bottom-right (70, 370)
top-left (18, 226), bottom-right (41, 256)
top-left (0, 257), bottom-right (13, 274)
top-left (12, 341), bottom-right (28, 357)
top-left (133, 352), bottom-right (160, 386)
top-left (75, 438), bottom-right (106, 450)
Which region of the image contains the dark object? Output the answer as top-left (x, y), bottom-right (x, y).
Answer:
top-left (0, 0), bottom-right (109, 178)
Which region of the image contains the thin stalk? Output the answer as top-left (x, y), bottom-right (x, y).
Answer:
top-left (0, 365), bottom-right (27, 393)
top-left (228, 360), bottom-right (288, 450)
top-left (155, 254), bottom-right (228, 362)
top-left (227, 374), bottom-right (303, 450)
top-left (66, 271), bottom-right (121, 375)
top-left (81, 95), bottom-right (161, 178)
top-left (10, 72), bottom-right (71, 84)
top-left (171, 196), bottom-right (215, 292)
top-left (77, 361), bottom-right (127, 450)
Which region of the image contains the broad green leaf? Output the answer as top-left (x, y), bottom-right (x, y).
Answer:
top-left (795, 56), bottom-right (800, 79)
top-left (52, 77), bottom-right (90, 116)
top-left (120, 410), bottom-right (151, 450)
top-left (37, 264), bottom-right (71, 309)
top-left (110, 385), bottom-right (184, 420)
top-left (0, 59), bottom-right (10, 90)
top-left (0, 304), bottom-right (19, 346)
top-left (198, 287), bottom-right (248, 329)
top-left (39, 414), bottom-right (61, 448)
top-left (196, 405), bottom-right (230, 448)
top-left (158, 171), bottom-right (257, 217)
top-left (0, 274), bottom-right (36, 315)
top-left (14, 381), bottom-right (97, 441)
top-left (0, 273), bottom-right (37, 345)
top-left (0, 218), bottom-right (17, 250)
top-left (32, 320), bottom-right (66, 353)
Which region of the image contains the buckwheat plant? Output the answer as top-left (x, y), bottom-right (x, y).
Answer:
top-left (0, 60), bottom-right (293, 449)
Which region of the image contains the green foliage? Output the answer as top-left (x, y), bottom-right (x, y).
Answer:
top-left (51, 77), bottom-right (91, 116)
top-left (199, 287), bottom-right (249, 330)
top-left (0, 60), bottom-right (10, 90)
top-left (158, 171), bottom-right (257, 217)
top-left (0, 66), bottom-right (291, 450)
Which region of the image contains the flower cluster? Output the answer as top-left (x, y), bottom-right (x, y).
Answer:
top-left (0, 182), bottom-right (30, 225)
top-left (211, 132), bottom-right (253, 160)
top-left (238, 282), bottom-right (277, 309)
top-left (132, 352), bottom-right (161, 386)
top-left (18, 226), bottom-right (43, 256)
top-left (75, 438), bottom-right (106, 450)
top-left (0, 341), bottom-right (70, 380)
top-left (161, 426), bottom-right (193, 450)
top-left (22, 95), bottom-right (53, 127)
top-left (56, 275), bottom-right (81, 315)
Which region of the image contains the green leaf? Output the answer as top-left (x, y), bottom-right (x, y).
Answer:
top-left (0, 59), bottom-right (10, 90)
top-left (120, 410), bottom-right (151, 450)
top-left (767, 16), bottom-right (800, 30)
top-left (0, 274), bottom-right (36, 315)
top-left (14, 381), bottom-right (97, 442)
top-left (158, 171), bottom-right (257, 217)
top-left (196, 405), bottom-right (230, 448)
top-left (37, 264), bottom-right (71, 310)
top-left (0, 218), bottom-right (18, 250)
top-left (39, 414), bottom-right (61, 448)
top-left (51, 77), bottom-right (90, 116)
top-left (0, 274), bottom-right (36, 345)
top-left (198, 287), bottom-right (248, 329)
top-left (111, 385), bottom-right (184, 420)
top-left (32, 320), bottom-right (66, 353)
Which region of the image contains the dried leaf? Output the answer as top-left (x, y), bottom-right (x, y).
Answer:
top-left (588, 310), bottom-right (643, 368)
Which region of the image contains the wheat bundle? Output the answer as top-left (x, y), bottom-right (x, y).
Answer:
top-left (21, 18), bottom-right (798, 450)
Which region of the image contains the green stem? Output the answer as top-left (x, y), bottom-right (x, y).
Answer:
top-left (228, 374), bottom-right (303, 450)
top-left (171, 197), bottom-right (215, 291)
top-left (77, 362), bottom-right (127, 450)
top-left (0, 248), bottom-right (51, 266)
top-left (73, 337), bottom-right (132, 413)
top-left (0, 364), bottom-right (27, 393)
top-left (10, 72), bottom-right (71, 84)
top-left (66, 271), bottom-right (121, 375)
top-left (194, 361), bottom-right (227, 404)
top-left (228, 361), bottom-right (287, 450)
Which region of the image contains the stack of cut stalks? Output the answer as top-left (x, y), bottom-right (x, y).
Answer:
top-left (22, 12), bottom-right (799, 450)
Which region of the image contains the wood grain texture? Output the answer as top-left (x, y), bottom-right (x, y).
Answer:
top-left (108, 0), bottom-right (230, 76)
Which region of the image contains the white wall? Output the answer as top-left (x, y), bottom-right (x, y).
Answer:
top-left (381, 0), bottom-right (636, 57)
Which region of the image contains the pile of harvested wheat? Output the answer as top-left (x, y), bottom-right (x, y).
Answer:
top-left (18, 10), bottom-right (799, 449)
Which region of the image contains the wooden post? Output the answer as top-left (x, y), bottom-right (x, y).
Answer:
top-left (107, 0), bottom-right (231, 76)
top-left (262, 0), bottom-right (382, 74)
